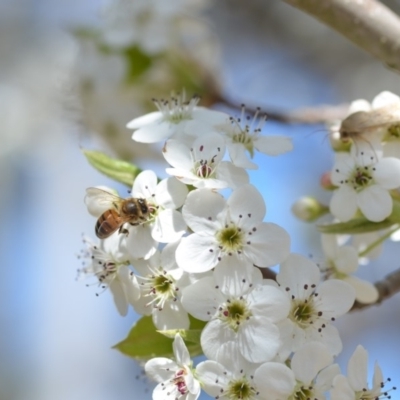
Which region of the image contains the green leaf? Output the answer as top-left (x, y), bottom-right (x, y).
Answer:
top-left (82, 149), bottom-right (141, 187)
top-left (318, 218), bottom-right (395, 234)
top-left (123, 46), bottom-right (153, 83)
top-left (113, 315), bottom-right (205, 361)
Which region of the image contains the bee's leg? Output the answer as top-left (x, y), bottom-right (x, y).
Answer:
top-left (118, 225), bottom-right (130, 236)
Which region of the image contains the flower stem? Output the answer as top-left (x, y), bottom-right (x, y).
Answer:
top-left (358, 224), bottom-right (400, 258)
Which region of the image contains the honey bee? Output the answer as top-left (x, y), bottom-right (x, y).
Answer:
top-left (85, 188), bottom-right (152, 239)
top-left (339, 103), bottom-right (400, 144)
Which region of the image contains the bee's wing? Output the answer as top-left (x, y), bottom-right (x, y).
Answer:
top-left (85, 187), bottom-right (123, 217)
top-left (342, 105), bottom-right (400, 133)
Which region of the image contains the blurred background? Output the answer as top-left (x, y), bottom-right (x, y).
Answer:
top-left (1, 0), bottom-right (400, 399)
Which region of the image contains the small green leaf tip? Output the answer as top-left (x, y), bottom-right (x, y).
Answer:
top-left (82, 149), bottom-right (141, 187)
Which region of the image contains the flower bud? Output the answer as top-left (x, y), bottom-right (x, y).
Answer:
top-left (291, 197), bottom-right (328, 222)
top-left (320, 171), bottom-right (337, 190)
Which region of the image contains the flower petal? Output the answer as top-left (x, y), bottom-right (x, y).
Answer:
top-left (371, 91), bottom-right (400, 109)
top-left (145, 357), bottom-right (177, 382)
top-left (201, 319), bottom-right (236, 361)
top-left (238, 316), bottom-right (281, 363)
top-left (254, 135), bottom-right (293, 156)
top-left (227, 142), bottom-right (258, 169)
top-left (358, 185), bottom-right (392, 222)
top-left (176, 234), bottom-right (219, 273)
top-left (173, 334), bottom-right (191, 366)
top-left (132, 170), bottom-right (157, 197)
top-left (216, 161), bottom-right (249, 189)
top-left (291, 342), bottom-right (333, 384)
top-left (181, 277), bottom-right (223, 321)
top-left (227, 184), bottom-right (266, 223)
top-left (330, 375), bottom-right (355, 400)
top-left (152, 209), bottom-right (186, 243)
top-left (109, 278), bottom-right (129, 316)
top-left (316, 280), bottom-right (355, 318)
top-left (125, 225), bottom-right (157, 260)
top-left (182, 188), bottom-right (225, 233)
top-left (155, 177), bottom-right (188, 209)
top-left (373, 157), bottom-right (400, 189)
top-left (247, 285), bottom-right (290, 322)
top-left (277, 253), bottom-right (320, 298)
top-left (347, 345), bottom-right (368, 391)
top-left (254, 362), bottom-right (296, 400)
top-left (132, 120), bottom-right (177, 143)
top-left (163, 139), bottom-right (193, 170)
top-left (153, 301), bottom-right (189, 330)
top-left (213, 255), bottom-right (256, 297)
top-left (243, 222), bottom-right (290, 268)
top-left (334, 246), bottom-right (359, 273)
top-left (196, 360), bottom-right (229, 397)
top-left (127, 111), bottom-right (162, 129)
top-left (330, 186), bottom-right (358, 222)
top-left (345, 276), bottom-right (379, 304)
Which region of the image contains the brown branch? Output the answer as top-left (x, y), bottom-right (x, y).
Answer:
top-left (351, 267), bottom-right (400, 311)
top-left (282, 0), bottom-right (400, 73)
top-left (212, 92), bottom-right (350, 124)
top-left (260, 266), bottom-right (400, 312)
top-left (260, 268), bottom-right (277, 280)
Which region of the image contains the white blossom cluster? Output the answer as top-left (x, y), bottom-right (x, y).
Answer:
top-left (293, 91), bottom-right (400, 306)
top-left (328, 91), bottom-right (400, 224)
top-left (79, 93), bottom-right (396, 400)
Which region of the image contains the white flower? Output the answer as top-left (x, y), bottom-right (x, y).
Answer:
top-left (288, 342), bottom-right (338, 399)
top-left (216, 106), bottom-right (293, 169)
top-left (163, 133), bottom-right (249, 189)
top-left (176, 184), bottom-right (290, 273)
top-left (330, 150), bottom-right (400, 222)
top-left (181, 273), bottom-right (290, 364)
top-left (132, 242), bottom-right (190, 330)
top-left (127, 92), bottom-right (229, 143)
top-left (77, 235), bottom-right (140, 316)
top-left (145, 334), bottom-right (201, 400)
top-left (270, 253), bottom-right (355, 357)
top-left (330, 345), bottom-right (396, 400)
top-left (130, 169), bottom-right (188, 242)
top-left (196, 356), bottom-right (262, 400)
top-left (320, 234), bottom-right (379, 304)
top-left (254, 343), bottom-right (339, 400)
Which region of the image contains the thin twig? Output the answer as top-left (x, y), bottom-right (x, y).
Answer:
top-left (213, 92), bottom-right (350, 124)
top-left (282, 0), bottom-right (400, 73)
